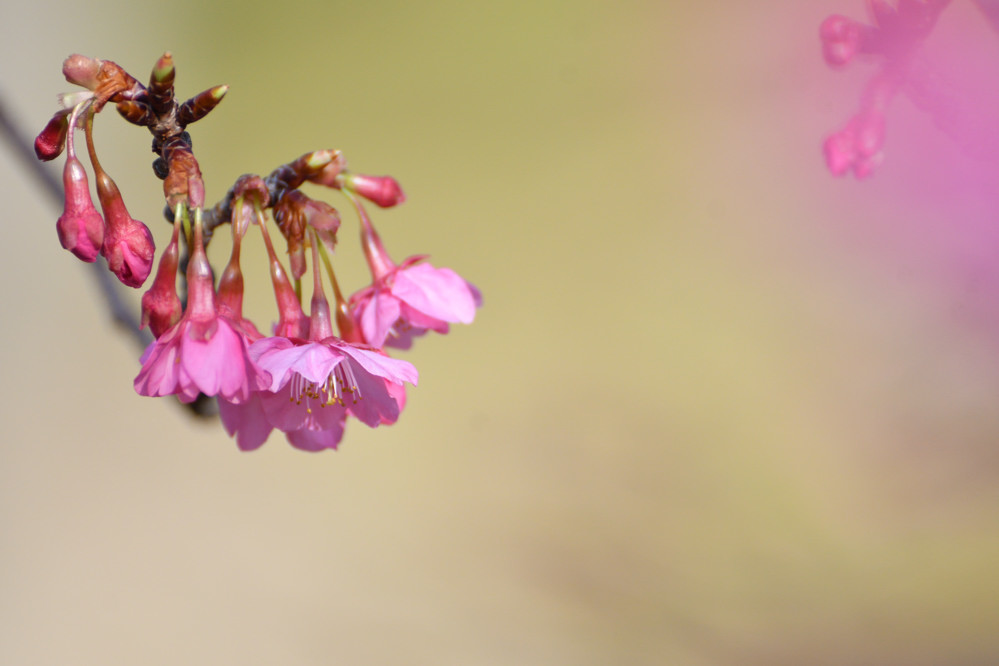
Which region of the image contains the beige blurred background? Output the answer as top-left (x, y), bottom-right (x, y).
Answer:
top-left (3, 1), bottom-right (999, 664)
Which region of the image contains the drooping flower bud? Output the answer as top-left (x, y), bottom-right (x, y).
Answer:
top-left (56, 156), bottom-right (105, 262)
top-left (216, 200), bottom-right (264, 341)
top-left (95, 170), bottom-right (155, 287)
top-left (342, 173), bottom-right (406, 208)
top-left (257, 211), bottom-right (308, 339)
top-left (34, 110), bottom-right (71, 161)
top-left (822, 109), bottom-right (886, 179)
top-left (140, 215), bottom-right (182, 338)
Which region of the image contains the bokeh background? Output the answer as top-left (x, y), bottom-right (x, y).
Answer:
top-left (3, 1), bottom-right (999, 664)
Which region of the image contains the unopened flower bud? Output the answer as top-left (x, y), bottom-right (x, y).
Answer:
top-left (56, 156), bottom-right (105, 262)
top-left (343, 173), bottom-right (406, 208)
top-left (62, 54), bottom-right (102, 90)
top-left (140, 222), bottom-right (182, 338)
top-left (34, 111), bottom-right (70, 161)
top-left (95, 171), bottom-right (155, 287)
top-left (822, 110), bottom-right (886, 179)
top-left (819, 16), bottom-right (862, 68)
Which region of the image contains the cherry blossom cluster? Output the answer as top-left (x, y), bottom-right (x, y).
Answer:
top-left (36, 54), bottom-right (480, 452)
top-left (819, 0), bottom-right (951, 178)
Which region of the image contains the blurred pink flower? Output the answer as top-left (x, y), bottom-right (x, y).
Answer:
top-left (820, 0), bottom-right (952, 178)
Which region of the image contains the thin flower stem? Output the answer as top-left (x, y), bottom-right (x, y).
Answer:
top-left (343, 189), bottom-right (396, 281)
top-left (83, 109), bottom-right (104, 177)
top-left (314, 228), bottom-right (358, 341)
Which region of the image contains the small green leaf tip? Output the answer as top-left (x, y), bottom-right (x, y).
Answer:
top-left (305, 150), bottom-right (337, 170)
top-left (211, 85), bottom-right (229, 100)
top-left (152, 52), bottom-right (175, 83)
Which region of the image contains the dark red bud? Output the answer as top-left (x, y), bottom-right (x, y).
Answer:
top-left (35, 110), bottom-right (71, 161)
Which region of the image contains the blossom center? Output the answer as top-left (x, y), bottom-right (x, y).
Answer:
top-left (288, 361), bottom-right (363, 411)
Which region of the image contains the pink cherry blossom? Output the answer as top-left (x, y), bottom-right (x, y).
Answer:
top-left (347, 191), bottom-right (480, 349)
top-left (350, 257), bottom-right (481, 349)
top-left (134, 210), bottom-right (269, 404)
top-left (134, 316), bottom-right (267, 404)
top-left (247, 335), bottom-right (417, 451)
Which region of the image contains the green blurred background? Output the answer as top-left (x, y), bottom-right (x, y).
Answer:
top-left (3, 1), bottom-right (999, 663)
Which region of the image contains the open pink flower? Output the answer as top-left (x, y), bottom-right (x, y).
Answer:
top-left (347, 192), bottom-right (480, 349)
top-left (134, 210), bottom-right (269, 404)
top-left (246, 335), bottom-right (417, 451)
top-left (350, 256), bottom-right (480, 349)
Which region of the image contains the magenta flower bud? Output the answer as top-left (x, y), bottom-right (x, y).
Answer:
top-left (819, 15), bottom-right (862, 68)
top-left (344, 173), bottom-right (406, 208)
top-left (822, 110), bottom-right (885, 179)
top-left (95, 171), bottom-right (155, 288)
top-left (140, 220), bottom-right (182, 338)
top-left (34, 111), bottom-right (71, 161)
top-left (822, 130), bottom-right (855, 177)
top-left (62, 54), bottom-right (102, 90)
top-left (56, 156), bottom-right (105, 262)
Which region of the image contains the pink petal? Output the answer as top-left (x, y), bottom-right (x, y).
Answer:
top-left (334, 342), bottom-right (418, 386)
top-left (252, 340), bottom-right (342, 391)
top-left (356, 288), bottom-right (401, 349)
top-left (286, 408), bottom-right (347, 451)
top-left (392, 263), bottom-right (477, 324)
top-left (343, 364), bottom-right (401, 427)
top-left (218, 395), bottom-right (273, 451)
